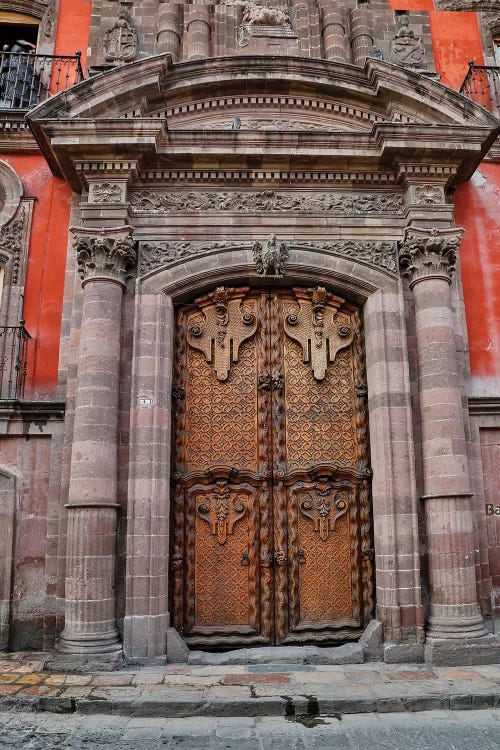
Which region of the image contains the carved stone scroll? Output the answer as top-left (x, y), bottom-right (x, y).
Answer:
top-left (187, 287), bottom-right (258, 381)
top-left (298, 481), bottom-right (349, 541)
top-left (196, 480), bottom-right (248, 545)
top-left (284, 287), bottom-right (354, 380)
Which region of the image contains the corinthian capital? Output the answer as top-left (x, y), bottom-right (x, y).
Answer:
top-left (399, 226), bottom-right (463, 287)
top-left (73, 226), bottom-right (136, 286)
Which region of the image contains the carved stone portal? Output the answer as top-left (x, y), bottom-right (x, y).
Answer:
top-left (284, 287), bottom-right (354, 380)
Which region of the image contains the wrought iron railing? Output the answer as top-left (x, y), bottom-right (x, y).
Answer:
top-left (0, 325), bottom-right (30, 400)
top-left (460, 61), bottom-right (500, 115)
top-left (0, 51), bottom-right (84, 110)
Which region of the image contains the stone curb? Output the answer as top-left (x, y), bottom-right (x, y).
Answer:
top-left (1, 691), bottom-right (500, 718)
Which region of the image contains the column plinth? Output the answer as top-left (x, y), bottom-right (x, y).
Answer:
top-left (400, 226), bottom-right (488, 641)
top-left (58, 227), bottom-right (136, 656)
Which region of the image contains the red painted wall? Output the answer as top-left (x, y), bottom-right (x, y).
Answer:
top-left (455, 165), bottom-right (500, 389)
top-left (4, 0), bottom-right (92, 396)
top-left (428, 12), bottom-right (484, 90)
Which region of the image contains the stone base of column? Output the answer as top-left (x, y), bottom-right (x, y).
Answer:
top-left (426, 613), bottom-right (489, 641)
top-left (57, 629), bottom-right (122, 655)
top-left (425, 634), bottom-right (500, 666)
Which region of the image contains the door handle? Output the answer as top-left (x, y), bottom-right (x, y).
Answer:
top-left (298, 550), bottom-right (306, 565)
top-left (241, 552), bottom-right (250, 568)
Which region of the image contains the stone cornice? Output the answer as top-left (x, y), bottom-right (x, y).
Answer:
top-left (399, 226), bottom-right (464, 287)
top-left (72, 226), bottom-right (137, 287)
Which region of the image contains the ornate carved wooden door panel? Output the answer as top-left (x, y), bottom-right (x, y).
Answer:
top-left (171, 286), bottom-right (373, 648)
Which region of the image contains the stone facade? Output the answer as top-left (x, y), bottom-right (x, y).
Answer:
top-left (0, 0), bottom-right (498, 665)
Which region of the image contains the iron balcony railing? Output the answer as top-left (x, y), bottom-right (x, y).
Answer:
top-left (460, 61), bottom-right (500, 115)
top-left (0, 51), bottom-right (84, 110)
top-left (0, 325), bottom-right (30, 400)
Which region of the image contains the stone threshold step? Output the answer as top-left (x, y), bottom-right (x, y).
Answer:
top-left (188, 643), bottom-right (364, 666)
top-left (1, 690), bottom-right (500, 718)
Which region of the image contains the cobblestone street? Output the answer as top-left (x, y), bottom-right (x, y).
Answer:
top-left (1, 709), bottom-right (500, 749)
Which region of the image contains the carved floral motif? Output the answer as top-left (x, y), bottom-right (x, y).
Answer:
top-left (196, 480), bottom-right (248, 545)
top-left (89, 183), bottom-right (123, 204)
top-left (253, 234), bottom-right (288, 278)
top-left (0, 211), bottom-right (25, 285)
top-left (73, 227), bottom-right (136, 285)
top-left (298, 481), bottom-right (349, 541)
top-left (399, 226), bottom-right (464, 286)
top-left (413, 184), bottom-right (445, 205)
top-left (130, 190), bottom-right (404, 215)
top-left (186, 287), bottom-right (257, 381)
top-left (284, 287), bottom-right (354, 380)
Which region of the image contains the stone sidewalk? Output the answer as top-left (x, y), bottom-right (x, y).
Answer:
top-left (0, 652), bottom-right (499, 719)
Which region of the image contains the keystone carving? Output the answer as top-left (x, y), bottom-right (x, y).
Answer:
top-left (104, 8), bottom-right (138, 64)
top-left (284, 287), bottom-right (354, 380)
top-left (399, 226), bottom-right (464, 286)
top-left (73, 227), bottom-right (136, 286)
top-left (253, 234), bottom-right (288, 278)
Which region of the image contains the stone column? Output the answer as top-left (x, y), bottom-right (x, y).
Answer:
top-left (399, 226), bottom-right (488, 640)
top-left (321, 2), bottom-right (347, 63)
top-left (157, 2), bottom-right (183, 60)
top-left (58, 227), bottom-right (136, 656)
top-left (350, 6), bottom-right (373, 67)
top-left (185, 5), bottom-right (211, 61)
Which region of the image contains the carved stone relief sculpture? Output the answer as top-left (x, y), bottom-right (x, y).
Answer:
top-left (391, 16), bottom-right (425, 68)
top-left (237, 0), bottom-right (296, 47)
top-left (104, 8), bottom-right (139, 64)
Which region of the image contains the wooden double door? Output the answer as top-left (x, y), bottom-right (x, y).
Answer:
top-left (171, 286), bottom-right (373, 648)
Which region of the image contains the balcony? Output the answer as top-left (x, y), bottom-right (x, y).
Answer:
top-left (0, 51), bottom-right (84, 111)
top-left (0, 325), bottom-right (30, 400)
top-left (460, 62), bottom-right (500, 117)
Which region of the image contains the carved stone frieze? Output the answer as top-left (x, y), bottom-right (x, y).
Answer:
top-left (130, 190), bottom-right (404, 215)
top-left (138, 239), bottom-right (398, 276)
top-left (399, 226), bottom-right (464, 286)
top-left (104, 8), bottom-right (138, 64)
top-left (73, 227), bottom-right (136, 286)
top-left (412, 184), bottom-right (445, 205)
top-left (253, 234), bottom-right (288, 278)
top-left (0, 210), bottom-right (25, 285)
top-left (89, 183), bottom-right (124, 204)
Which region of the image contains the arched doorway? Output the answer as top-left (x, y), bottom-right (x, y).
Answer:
top-left (170, 285), bottom-right (373, 648)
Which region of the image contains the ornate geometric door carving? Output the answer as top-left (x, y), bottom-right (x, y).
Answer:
top-left (171, 286), bottom-right (373, 648)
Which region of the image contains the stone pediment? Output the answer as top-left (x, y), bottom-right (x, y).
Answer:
top-left (27, 55), bottom-right (499, 190)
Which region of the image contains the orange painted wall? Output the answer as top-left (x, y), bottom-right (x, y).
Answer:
top-left (3, 156), bottom-right (72, 396)
top-left (388, 0), bottom-right (434, 10)
top-left (3, 0), bottom-right (92, 395)
top-left (455, 165), bottom-right (500, 388)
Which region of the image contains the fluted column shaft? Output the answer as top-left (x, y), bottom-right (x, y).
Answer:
top-left (157, 2), bottom-right (182, 60)
top-left (321, 3), bottom-right (347, 63)
top-left (58, 228), bottom-right (136, 655)
top-left (350, 7), bottom-right (373, 66)
top-left (400, 227), bottom-right (488, 640)
top-left (185, 6), bottom-right (211, 61)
